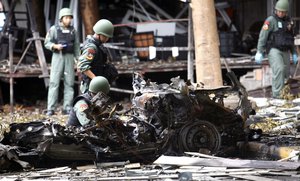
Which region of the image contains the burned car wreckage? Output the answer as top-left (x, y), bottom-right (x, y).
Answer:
top-left (0, 72), bottom-right (254, 169)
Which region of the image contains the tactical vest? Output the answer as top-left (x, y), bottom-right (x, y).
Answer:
top-left (54, 25), bottom-right (75, 54)
top-left (267, 15), bottom-right (294, 51)
top-left (67, 93), bottom-right (92, 127)
top-left (81, 37), bottom-right (107, 84)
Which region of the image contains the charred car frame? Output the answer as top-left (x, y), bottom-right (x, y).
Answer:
top-left (1, 71), bottom-right (253, 169)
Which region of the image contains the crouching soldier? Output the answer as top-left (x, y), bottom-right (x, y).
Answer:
top-left (67, 76), bottom-right (110, 127)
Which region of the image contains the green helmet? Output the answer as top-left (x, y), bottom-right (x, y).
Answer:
top-left (93, 19), bottom-right (114, 38)
top-left (275, 0), bottom-right (289, 11)
top-left (59, 8), bottom-right (73, 20)
top-left (89, 76), bottom-right (110, 94)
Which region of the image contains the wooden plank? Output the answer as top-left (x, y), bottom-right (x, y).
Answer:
top-left (25, 0), bottom-right (49, 87)
top-left (32, 32), bottom-right (49, 87)
top-left (126, 169), bottom-right (160, 176)
top-left (38, 166), bottom-right (70, 173)
top-left (178, 167), bottom-right (253, 173)
top-left (124, 163), bottom-right (141, 169)
top-left (179, 166), bottom-right (224, 171)
top-left (76, 164), bottom-right (96, 171)
top-left (229, 174), bottom-right (281, 181)
top-left (97, 174), bottom-right (179, 180)
top-left (192, 170), bottom-right (270, 177)
top-left (97, 161), bottom-right (129, 168)
top-left (264, 171), bottom-right (299, 176)
top-left (154, 155), bottom-right (300, 170)
top-left (193, 176), bottom-right (220, 180)
top-left (185, 151), bottom-right (221, 159)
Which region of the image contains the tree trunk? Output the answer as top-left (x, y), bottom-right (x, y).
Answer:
top-left (191, 0), bottom-right (223, 88)
top-left (31, 0), bottom-right (46, 36)
top-left (80, 0), bottom-right (99, 36)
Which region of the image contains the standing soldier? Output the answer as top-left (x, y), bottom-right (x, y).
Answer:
top-left (77, 19), bottom-right (117, 93)
top-left (255, 0), bottom-right (298, 98)
top-left (44, 8), bottom-right (80, 116)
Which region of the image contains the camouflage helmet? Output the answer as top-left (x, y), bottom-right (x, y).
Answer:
top-left (59, 8), bottom-right (73, 20)
top-left (275, 0), bottom-right (289, 12)
top-left (89, 76), bottom-right (110, 94)
top-left (93, 19), bottom-right (114, 38)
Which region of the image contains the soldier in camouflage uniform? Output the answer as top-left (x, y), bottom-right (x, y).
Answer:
top-left (255, 0), bottom-right (298, 98)
top-left (67, 76), bottom-right (110, 127)
top-left (44, 8), bottom-right (80, 116)
top-left (77, 19), bottom-right (115, 93)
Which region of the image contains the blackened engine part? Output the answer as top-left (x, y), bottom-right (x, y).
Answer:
top-left (86, 92), bottom-right (111, 122)
top-left (179, 120), bottom-right (221, 154)
top-left (44, 143), bottom-right (96, 161)
top-left (162, 94), bottom-right (196, 128)
top-left (1, 121), bottom-right (53, 148)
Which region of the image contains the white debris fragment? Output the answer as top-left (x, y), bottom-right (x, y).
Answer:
top-left (292, 98), bottom-right (300, 105)
top-left (248, 97), bottom-right (269, 108)
top-left (272, 122), bottom-right (295, 131)
top-left (269, 98), bottom-right (287, 107)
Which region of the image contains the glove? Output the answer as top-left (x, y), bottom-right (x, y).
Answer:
top-left (292, 53), bottom-right (298, 64)
top-left (254, 52), bottom-right (263, 64)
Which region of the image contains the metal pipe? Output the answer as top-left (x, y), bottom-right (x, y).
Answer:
top-left (135, 0), bottom-right (153, 21)
top-left (113, 18), bottom-right (188, 27)
top-left (187, 3), bottom-right (194, 82)
top-left (13, 41), bottom-right (32, 73)
top-left (9, 34), bottom-right (14, 113)
top-left (237, 141), bottom-right (300, 160)
top-left (110, 87), bottom-right (134, 94)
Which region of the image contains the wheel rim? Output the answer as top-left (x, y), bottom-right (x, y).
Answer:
top-left (179, 120), bottom-right (221, 154)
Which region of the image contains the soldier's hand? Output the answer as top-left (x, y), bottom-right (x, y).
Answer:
top-left (53, 44), bottom-right (64, 50)
top-left (255, 52), bottom-right (263, 64)
top-left (293, 53), bottom-right (298, 65)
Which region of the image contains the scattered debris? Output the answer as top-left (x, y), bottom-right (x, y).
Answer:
top-left (1, 153), bottom-right (300, 180)
top-left (249, 97), bottom-right (300, 134)
top-left (3, 72), bottom-right (300, 180)
top-left (0, 72), bottom-right (252, 172)
top-left (153, 155), bottom-right (300, 170)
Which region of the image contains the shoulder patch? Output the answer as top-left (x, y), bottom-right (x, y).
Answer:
top-left (263, 24), bottom-right (269, 30)
top-left (79, 103), bottom-right (88, 112)
top-left (85, 48), bottom-right (95, 61)
top-left (86, 54), bottom-right (94, 61)
top-left (88, 49), bottom-right (96, 54)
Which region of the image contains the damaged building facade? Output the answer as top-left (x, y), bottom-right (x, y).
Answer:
top-left (0, 0), bottom-right (300, 102)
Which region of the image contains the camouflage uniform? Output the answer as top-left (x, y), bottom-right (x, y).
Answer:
top-left (256, 15), bottom-right (297, 98)
top-left (67, 76), bottom-right (110, 127)
top-left (44, 22), bottom-right (80, 112)
top-left (67, 93), bottom-right (92, 127)
top-left (77, 35), bottom-right (108, 93)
